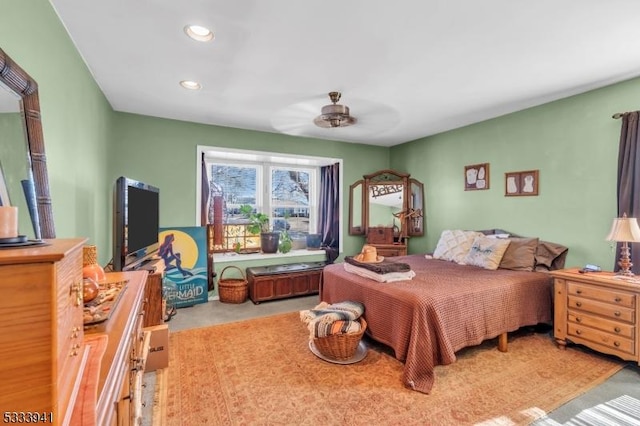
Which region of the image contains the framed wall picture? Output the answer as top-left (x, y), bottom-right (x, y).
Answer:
top-left (505, 170), bottom-right (539, 196)
top-left (464, 163), bottom-right (490, 190)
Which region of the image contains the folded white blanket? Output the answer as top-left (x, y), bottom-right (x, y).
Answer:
top-left (343, 262), bottom-right (415, 282)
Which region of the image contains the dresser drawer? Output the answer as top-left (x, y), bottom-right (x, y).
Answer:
top-left (569, 310), bottom-right (635, 339)
top-left (568, 295), bottom-right (635, 323)
top-left (567, 322), bottom-right (635, 355)
top-left (376, 248), bottom-right (404, 257)
top-left (567, 281), bottom-right (635, 308)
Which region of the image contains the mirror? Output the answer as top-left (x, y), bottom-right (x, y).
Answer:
top-left (0, 48), bottom-right (55, 239)
top-left (368, 182), bottom-right (404, 228)
top-left (408, 178), bottom-right (424, 236)
top-left (348, 180), bottom-right (364, 235)
top-left (348, 169), bottom-right (424, 242)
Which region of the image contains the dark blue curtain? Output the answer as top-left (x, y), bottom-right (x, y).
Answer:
top-left (616, 111), bottom-right (640, 273)
top-left (318, 163), bottom-right (340, 263)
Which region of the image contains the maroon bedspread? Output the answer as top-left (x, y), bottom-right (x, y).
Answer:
top-left (321, 254), bottom-right (553, 394)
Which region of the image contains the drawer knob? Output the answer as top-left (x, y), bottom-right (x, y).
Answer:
top-left (576, 289), bottom-right (582, 294)
top-left (614, 311), bottom-right (621, 317)
top-left (575, 317), bottom-right (582, 323)
top-left (615, 327), bottom-right (621, 333)
top-left (575, 302), bottom-right (582, 307)
top-left (576, 329), bottom-right (582, 335)
top-left (615, 297), bottom-right (622, 303)
top-left (614, 341), bottom-right (621, 347)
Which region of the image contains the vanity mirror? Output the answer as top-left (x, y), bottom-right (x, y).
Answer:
top-left (0, 48), bottom-right (55, 239)
top-left (349, 169), bottom-right (424, 257)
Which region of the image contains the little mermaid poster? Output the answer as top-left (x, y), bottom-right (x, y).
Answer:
top-left (158, 226), bottom-right (209, 308)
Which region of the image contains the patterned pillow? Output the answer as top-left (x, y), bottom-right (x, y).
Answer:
top-left (433, 230), bottom-right (484, 263)
top-left (499, 237), bottom-right (539, 271)
top-left (463, 236), bottom-right (511, 270)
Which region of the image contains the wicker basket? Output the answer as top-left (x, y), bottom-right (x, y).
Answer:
top-left (218, 266), bottom-right (248, 304)
top-left (313, 318), bottom-right (367, 361)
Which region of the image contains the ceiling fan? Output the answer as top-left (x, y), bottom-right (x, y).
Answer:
top-left (313, 91), bottom-right (357, 128)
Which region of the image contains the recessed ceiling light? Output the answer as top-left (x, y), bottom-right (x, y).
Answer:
top-left (184, 25), bottom-right (214, 42)
top-left (180, 80), bottom-right (202, 90)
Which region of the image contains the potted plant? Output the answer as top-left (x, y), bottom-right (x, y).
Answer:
top-left (239, 204), bottom-right (280, 253)
top-left (278, 213), bottom-right (292, 254)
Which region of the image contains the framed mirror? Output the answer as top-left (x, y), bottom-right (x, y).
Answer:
top-left (363, 169), bottom-right (409, 233)
top-left (348, 180), bottom-right (364, 235)
top-left (408, 178), bottom-right (424, 236)
top-left (0, 48), bottom-right (55, 239)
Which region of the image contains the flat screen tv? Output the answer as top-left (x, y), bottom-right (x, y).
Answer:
top-left (113, 176), bottom-right (160, 271)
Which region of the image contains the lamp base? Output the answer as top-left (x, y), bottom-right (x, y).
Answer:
top-left (617, 242), bottom-right (635, 276)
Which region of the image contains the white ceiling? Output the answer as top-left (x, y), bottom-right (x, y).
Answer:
top-left (48, 0), bottom-right (640, 147)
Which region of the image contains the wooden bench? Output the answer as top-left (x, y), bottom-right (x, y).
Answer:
top-left (246, 262), bottom-right (325, 304)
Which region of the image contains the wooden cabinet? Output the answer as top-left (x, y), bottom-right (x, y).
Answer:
top-left (83, 270), bottom-right (149, 426)
top-left (0, 238), bottom-right (87, 425)
top-left (552, 268), bottom-right (640, 364)
top-left (369, 243), bottom-right (407, 258)
top-left (246, 262), bottom-right (324, 304)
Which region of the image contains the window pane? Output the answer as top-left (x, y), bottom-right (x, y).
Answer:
top-left (271, 168), bottom-right (310, 233)
top-left (210, 164), bottom-right (259, 223)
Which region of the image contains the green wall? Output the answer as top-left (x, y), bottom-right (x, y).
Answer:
top-left (391, 79), bottom-right (640, 269)
top-left (1, 0), bottom-right (114, 256)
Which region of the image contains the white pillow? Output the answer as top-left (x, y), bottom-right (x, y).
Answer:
top-left (463, 235), bottom-right (511, 270)
top-left (433, 230), bottom-right (484, 263)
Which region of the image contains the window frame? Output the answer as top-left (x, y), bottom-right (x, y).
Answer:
top-left (196, 145), bottom-right (343, 263)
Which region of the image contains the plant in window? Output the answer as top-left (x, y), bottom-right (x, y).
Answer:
top-left (278, 213), bottom-right (292, 254)
top-left (239, 204), bottom-right (280, 253)
top-left (239, 204), bottom-right (270, 234)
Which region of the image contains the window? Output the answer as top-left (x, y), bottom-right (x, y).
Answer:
top-left (198, 146), bottom-right (339, 256)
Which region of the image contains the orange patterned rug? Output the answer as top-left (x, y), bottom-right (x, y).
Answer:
top-left (165, 312), bottom-right (624, 425)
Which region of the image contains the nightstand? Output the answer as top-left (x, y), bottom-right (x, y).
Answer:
top-left (551, 268), bottom-right (640, 364)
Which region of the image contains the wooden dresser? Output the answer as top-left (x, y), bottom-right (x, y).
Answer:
top-left (369, 243), bottom-right (407, 257)
top-left (82, 270), bottom-right (150, 426)
top-left (0, 238), bottom-right (87, 425)
top-left (552, 268), bottom-right (640, 364)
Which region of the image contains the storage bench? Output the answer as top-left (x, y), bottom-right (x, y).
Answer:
top-left (246, 262), bottom-right (325, 304)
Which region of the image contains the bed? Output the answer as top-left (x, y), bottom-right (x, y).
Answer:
top-left (320, 229), bottom-right (568, 394)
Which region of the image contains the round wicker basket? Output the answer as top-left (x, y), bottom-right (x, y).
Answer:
top-left (218, 265), bottom-right (248, 304)
top-left (313, 318), bottom-right (367, 361)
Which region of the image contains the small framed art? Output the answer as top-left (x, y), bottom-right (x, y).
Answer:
top-left (505, 170), bottom-right (539, 196)
top-left (464, 163), bottom-right (490, 190)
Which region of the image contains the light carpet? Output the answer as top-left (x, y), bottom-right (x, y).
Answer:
top-left (165, 312), bottom-right (624, 425)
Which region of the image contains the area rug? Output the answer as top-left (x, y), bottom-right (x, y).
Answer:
top-left (165, 312), bottom-right (624, 425)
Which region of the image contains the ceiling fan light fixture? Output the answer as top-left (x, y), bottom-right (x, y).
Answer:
top-left (314, 91), bottom-right (357, 128)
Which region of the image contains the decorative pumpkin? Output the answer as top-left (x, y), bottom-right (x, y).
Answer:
top-left (83, 278), bottom-right (100, 303)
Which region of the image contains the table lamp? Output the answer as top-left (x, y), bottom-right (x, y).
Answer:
top-left (606, 213), bottom-right (640, 276)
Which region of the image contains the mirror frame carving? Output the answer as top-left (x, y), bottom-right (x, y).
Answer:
top-left (0, 48), bottom-right (55, 238)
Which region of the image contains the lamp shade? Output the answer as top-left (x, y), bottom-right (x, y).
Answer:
top-left (605, 215), bottom-right (640, 242)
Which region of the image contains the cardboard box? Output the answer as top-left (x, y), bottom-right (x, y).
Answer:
top-left (144, 324), bottom-right (169, 372)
